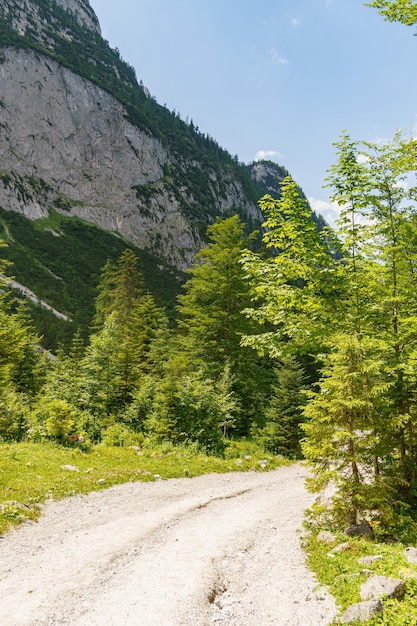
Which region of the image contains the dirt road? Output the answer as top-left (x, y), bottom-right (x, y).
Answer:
top-left (0, 463), bottom-right (337, 625)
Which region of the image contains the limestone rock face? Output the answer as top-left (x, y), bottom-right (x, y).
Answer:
top-left (0, 1), bottom-right (266, 269)
top-left (0, 47), bottom-right (253, 268)
top-left (2, 0), bottom-right (101, 35)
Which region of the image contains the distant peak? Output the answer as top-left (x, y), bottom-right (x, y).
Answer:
top-left (53, 0), bottom-right (101, 33)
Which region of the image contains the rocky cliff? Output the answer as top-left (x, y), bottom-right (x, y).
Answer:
top-left (0, 0), bottom-right (271, 269)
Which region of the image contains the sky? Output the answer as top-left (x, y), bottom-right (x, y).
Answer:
top-left (88, 0), bottom-right (417, 226)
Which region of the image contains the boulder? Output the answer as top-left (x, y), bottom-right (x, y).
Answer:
top-left (360, 575), bottom-right (406, 601)
top-left (329, 542), bottom-right (350, 554)
top-left (340, 599), bottom-right (384, 624)
top-left (345, 521), bottom-right (374, 538)
top-left (317, 530), bottom-right (336, 545)
top-left (404, 547), bottom-right (417, 564)
top-left (61, 464), bottom-right (80, 472)
top-left (358, 555), bottom-right (384, 565)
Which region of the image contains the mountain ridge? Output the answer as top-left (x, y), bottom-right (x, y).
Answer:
top-left (0, 0), bottom-right (270, 269)
top-left (0, 0), bottom-right (315, 348)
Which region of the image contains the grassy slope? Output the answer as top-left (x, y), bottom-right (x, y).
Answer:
top-left (0, 209), bottom-right (185, 350)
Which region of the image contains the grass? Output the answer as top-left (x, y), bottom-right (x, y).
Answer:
top-left (306, 529), bottom-right (417, 625)
top-left (0, 440), bottom-right (289, 536)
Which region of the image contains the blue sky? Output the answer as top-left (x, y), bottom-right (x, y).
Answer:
top-left (89, 0), bottom-right (417, 225)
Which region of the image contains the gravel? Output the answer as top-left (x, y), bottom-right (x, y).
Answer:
top-left (0, 463), bottom-right (337, 625)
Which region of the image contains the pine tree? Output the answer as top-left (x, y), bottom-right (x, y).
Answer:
top-left (86, 250), bottom-right (165, 416)
top-left (242, 149), bottom-right (417, 525)
top-left (93, 249), bottom-right (144, 329)
top-left (327, 131), bottom-right (417, 503)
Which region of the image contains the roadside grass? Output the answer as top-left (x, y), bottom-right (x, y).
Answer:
top-left (306, 529), bottom-right (417, 625)
top-left (0, 440), bottom-right (288, 536)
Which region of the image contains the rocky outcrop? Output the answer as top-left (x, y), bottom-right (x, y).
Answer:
top-left (2, 0), bottom-right (101, 36)
top-left (0, 1), bottom-right (271, 269)
top-left (0, 47), bottom-right (261, 268)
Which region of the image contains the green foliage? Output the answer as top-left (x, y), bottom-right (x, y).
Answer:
top-left (303, 332), bottom-right (394, 526)
top-left (366, 0), bottom-right (417, 27)
top-left (258, 355), bottom-right (307, 458)
top-left (0, 389), bottom-right (29, 442)
top-left (0, 209), bottom-right (184, 350)
top-left (44, 399), bottom-right (76, 440)
top-left (142, 358), bottom-right (227, 455)
top-left (93, 249), bottom-right (145, 329)
top-left (30, 398), bottom-right (76, 442)
top-left (177, 215), bottom-right (274, 435)
top-left (101, 424), bottom-right (144, 448)
top-left (325, 132), bottom-right (417, 508)
top-left (243, 136), bottom-right (417, 527)
top-left (82, 251), bottom-right (169, 419)
top-left (242, 177), bottom-right (338, 360)
top-left (306, 531), bottom-right (417, 624)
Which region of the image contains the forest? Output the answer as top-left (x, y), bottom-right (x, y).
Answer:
top-left (2, 120), bottom-right (417, 539)
top-left (1, 0), bottom-right (417, 538)
top-left (3, 1), bottom-right (417, 622)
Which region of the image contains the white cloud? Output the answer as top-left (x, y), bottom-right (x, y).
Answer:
top-left (270, 48), bottom-right (289, 65)
top-left (255, 150), bottom-right (284, 162)
top-left (308, 197), bottom-right (341, 228)
top-left (291, 16), bottom-right (300, 27)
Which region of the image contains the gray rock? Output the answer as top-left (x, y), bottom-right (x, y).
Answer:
top-left (340, 599), bottom-right (384, 624)
top-left (360, 575), bottom-right (406, 601)
top-left (317, 530), bottom-right (336, 544)
top-left (61, 465), bottom-right (80, 472)
top-left (329, 542), bottom-right (350, 554)
top-left (404, 547), bottom-right (417, 564)
top-left (358, 555), bottom-right (385, 565)
top-left (3, 0), bottom-right (101, 35)
top-left (345, 521), bottom-right (374, 538)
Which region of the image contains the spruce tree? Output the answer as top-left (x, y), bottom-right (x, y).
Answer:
top-left (260, 356), bottom-right (306, 458)
top-left (176, 215), bottom-right (271, 435)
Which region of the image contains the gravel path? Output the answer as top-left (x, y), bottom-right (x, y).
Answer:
top-left (0, 463), bottom-right (337, 625)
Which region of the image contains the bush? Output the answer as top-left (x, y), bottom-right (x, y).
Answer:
top-left (0, 389), bottom-right (28, 442)
top-left (29, 398), bottom-right (76, 442)
top-left (101, 424), bottom-right (144, 448)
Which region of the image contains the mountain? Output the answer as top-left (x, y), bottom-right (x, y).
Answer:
top-left (0, 0), bottom-right (265, 267)
top-left (0, 0), bottom-right (313, 348)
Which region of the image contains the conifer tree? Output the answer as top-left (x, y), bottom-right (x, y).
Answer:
top-left (84, 250), bottom-right (168, 420)
top-left (326, 131), bottom-right (417, 503)
top-left (241, 177), bottom-right (338, 359)
top-left (242, 146), bottom-right (417, 523)
top-left (302, 333), bottom-right (392, 526)
top-left (260, 355), bottom-right (306, 458)
top-left (176, 215), bottom-right (271, 435)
